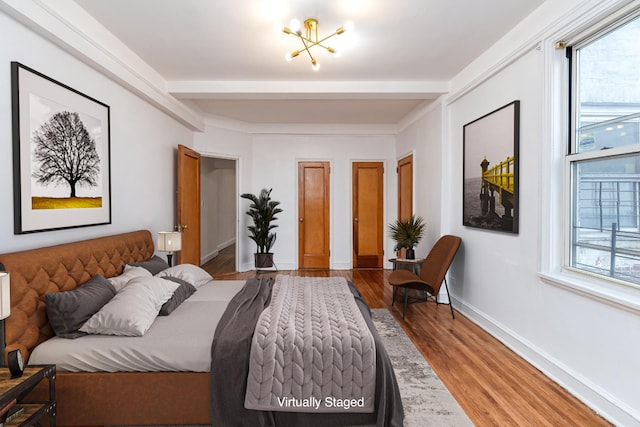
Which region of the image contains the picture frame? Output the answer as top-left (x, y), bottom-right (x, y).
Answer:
top-left (11, 62), bottom-right (111, 234)
top-left (463, 100), bottom-right (520, 234)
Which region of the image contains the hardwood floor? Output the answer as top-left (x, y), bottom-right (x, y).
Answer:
top-left (201, 244), bottom-right (235, 277)
top-left (210, 268), bottom-right (611, 426)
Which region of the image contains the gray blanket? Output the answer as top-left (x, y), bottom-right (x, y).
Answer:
top-left (244, 275), bottom-right (376, 413)
top-left (210, 277), bottom-right (404, 427)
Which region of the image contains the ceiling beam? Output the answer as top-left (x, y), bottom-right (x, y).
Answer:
top-left (167, 80), bottom-right (449, 100)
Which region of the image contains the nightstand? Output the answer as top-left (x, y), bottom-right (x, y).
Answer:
top-left (0, 365), bottom-right (56, 426)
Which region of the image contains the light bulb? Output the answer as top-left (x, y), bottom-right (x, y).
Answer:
top-left (290, 19), bottom-right (301, 33)
top-left (343, 21), bottom-right (354, 32)
top-left (311, 59), bottom-right (320, 71)
top-left (285, 50), bottom-right (300, 62)
top-left (274, 22), bottom-right (284, 33)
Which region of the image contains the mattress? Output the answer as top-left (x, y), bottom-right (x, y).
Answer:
top-left (28, 280), bottom-right (246, 372)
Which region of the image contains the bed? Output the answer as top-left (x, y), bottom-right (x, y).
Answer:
top-left (0, 230), bottom-right (403, 426)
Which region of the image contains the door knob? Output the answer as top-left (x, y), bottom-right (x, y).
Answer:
top-left (176, 224), bottom-right (188, 232)
top-left (299, 217), bottom-right (304, 222)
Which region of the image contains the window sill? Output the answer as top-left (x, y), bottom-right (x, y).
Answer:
top-left (539, 270), bottom-right (640, 314)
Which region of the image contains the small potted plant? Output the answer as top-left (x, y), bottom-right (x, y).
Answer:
top-left (241, 188), bottom-right (283, 268)
top-left (388, 215), bottom-right (426, 259)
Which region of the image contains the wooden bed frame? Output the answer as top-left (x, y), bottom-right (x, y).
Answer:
top-left (0, 230), bottom-right (211, 425)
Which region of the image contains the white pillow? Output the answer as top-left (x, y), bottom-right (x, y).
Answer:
top-left (80, 276), bottom-right (179, 337)
top-left (156, 264), bottom-right (212, 288)
top-left (109, 266), bottom-right (152, 292)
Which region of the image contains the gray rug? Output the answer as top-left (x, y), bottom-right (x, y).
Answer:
top-left (113, 309), bottom-right (472, 427)
top-left (371, 308), bottom-right (473, 427)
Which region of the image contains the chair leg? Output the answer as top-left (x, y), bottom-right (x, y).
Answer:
top-left (443, 277), bottom-right (455, 319)
top-left (392, 286), bottom-right (397, 306)
top-left (403, 287), bottom-right (409, 319)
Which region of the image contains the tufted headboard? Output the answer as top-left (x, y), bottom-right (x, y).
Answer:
top-left (0, 230), bottom-right (155, 362)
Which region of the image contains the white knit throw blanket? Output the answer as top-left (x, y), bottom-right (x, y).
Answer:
top-left (244, 275), bottom-right (376, 413)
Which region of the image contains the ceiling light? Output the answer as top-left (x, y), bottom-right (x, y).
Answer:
top-left (279, 18), bottom-right (352, 70)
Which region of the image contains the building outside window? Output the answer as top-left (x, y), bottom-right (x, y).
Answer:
top-left (568, 11), bottom-right (640, 285)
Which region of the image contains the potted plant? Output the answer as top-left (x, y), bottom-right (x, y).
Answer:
top-left (388, 215), bottom-right (426, 259)
top-left (240, 188), bottom-right (283, 268)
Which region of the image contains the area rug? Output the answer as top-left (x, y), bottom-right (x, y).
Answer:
top-left (371, 308), bottom-right (473, 427)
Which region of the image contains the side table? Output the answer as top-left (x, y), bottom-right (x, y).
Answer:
top-left (0, 365), bottom-right (56, 426)
top-left (388, 257), bottom-right (424, 274)
top-left (388, 258), bottom-right (427, 305)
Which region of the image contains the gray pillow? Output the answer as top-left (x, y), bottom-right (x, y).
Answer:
top-left (158, 276), bottom-right (196, 316)
top-left (46, 274), bottom-right (116, 338)
top-left (128, 255), bottom-right (170, 275)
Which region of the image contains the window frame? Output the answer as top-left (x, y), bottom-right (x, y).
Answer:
top-left (564, 10), bottom-right (640, 290)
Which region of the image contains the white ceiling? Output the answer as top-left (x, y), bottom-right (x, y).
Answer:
top-left (71, 0), bottom-right (546, 125)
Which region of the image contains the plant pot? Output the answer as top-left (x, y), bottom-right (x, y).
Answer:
top-left (405, 248), bottom-right (415, 260)
top-left (255, 253), bottom-right (274, 268)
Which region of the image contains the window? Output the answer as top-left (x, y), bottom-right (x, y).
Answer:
top-left (567, 13), bottom-right (640, 285)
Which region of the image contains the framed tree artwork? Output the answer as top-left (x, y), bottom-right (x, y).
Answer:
top-left (11, 62), bottom-right (111, 234)
top-left (463, 100), bottom-right (520, 234)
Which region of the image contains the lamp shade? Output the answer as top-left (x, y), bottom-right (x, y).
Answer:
top-left (157, 231), bottom-right (182, 253)
top-left (0, 272), bottom-right (10, 320)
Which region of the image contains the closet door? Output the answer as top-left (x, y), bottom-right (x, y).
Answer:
top-left (298, 161), bottom-right (330, 269)
top-left (352, 162), bottom-right (384, 268)
top-left (398, 154), bottom-right (413, 221)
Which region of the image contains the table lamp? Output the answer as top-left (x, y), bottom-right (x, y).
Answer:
top-left (157, 231), bottom-right (182, 266)
top-left (0, 271), bottom-right (10, 367)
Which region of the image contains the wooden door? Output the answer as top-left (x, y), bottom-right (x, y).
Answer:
top-left (397, 155), bottom-right (413, 220)
top-left (298, 161), bottom-right (330, 269)
top-left (177, 144), bottom-right (201, 265)
top-left (352, 162), bottom-right (384, 268)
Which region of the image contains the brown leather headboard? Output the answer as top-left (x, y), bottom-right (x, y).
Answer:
top-left (0, 230), bottom-right (155, 362)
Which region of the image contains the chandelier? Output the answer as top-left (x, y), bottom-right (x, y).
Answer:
top-left (278, 18), bottom-right (353, 71)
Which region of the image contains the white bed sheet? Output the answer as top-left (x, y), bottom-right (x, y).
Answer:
top-left (28, 280), bottom-right (246, 372)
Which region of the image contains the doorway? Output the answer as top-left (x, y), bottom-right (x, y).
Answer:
top-left (199, 156), bottom-right (237, 276)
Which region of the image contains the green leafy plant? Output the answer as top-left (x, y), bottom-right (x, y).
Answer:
top-left (240, 188), bottom-right (283, 254)
top-left (388, 215), bottom-right (426, 251)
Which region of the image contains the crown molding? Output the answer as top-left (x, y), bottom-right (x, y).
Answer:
top-left (0, 0), bottom-right (204, 131)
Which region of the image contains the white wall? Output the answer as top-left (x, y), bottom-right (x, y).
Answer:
top-left (441, 1), bottom-right (639, 425)
top-left (397, 100), bottom-right (445, 254)
top-left (0, 11), bottom-right (192, 255)
top-left (248, 133), bottom-right (397, 271)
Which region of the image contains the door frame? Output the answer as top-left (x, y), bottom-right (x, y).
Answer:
top-left (296, 158), bottom-right (333, 269)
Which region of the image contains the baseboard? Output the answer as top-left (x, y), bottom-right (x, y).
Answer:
top-left (331, 262), bottom-right (352, 270)
top-left (452, 295), bottom-right (639, 426)
top-left (201, 250), bottom-right (219, 265)
top-left (201, 239), bottom-right (236, 265)
top-left (217, 238), bottom-right (235, 251)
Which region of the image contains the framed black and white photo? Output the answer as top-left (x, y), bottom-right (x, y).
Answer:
top-left (463, 100), bottom-right (519, 234)
top-left (11, 62), bottom-right (111, 234)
